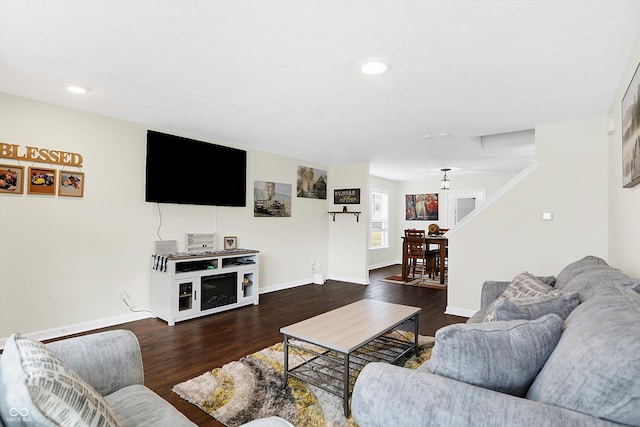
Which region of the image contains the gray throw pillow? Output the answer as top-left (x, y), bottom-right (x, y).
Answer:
top-left (484, 272), bottom-right (562, 321)
top-left (426, 314), bottom-right (564, 397)
top-left (0, 333), bottom-right (120, 427)
top-left (492, 291), bottom-right (580, 321)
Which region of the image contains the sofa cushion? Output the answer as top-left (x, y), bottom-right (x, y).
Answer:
top-left (105, 384), bottom-right (196, 427)
top-left (484, 272), bottom-right (563, 321)
top-left (554, 255), bottom-right (608, 290)
top-left (0, 333), bottom-right (120, 427)
top-left (560, 265), bottom-right (640, 301)
top-left (527, 285), bottom-right (640, 425)
top-left (490, 291), bottom-right (580, 322)
top-left (425, 314), bottom-right (564, 397)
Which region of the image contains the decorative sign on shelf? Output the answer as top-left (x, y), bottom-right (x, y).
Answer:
top-left (0, 143), bottom-right (83, 167)
top-left (334, 188), bottom-right (360, 204)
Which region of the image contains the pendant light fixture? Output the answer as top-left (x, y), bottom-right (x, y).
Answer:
top-left (440, 168), bottom-right (451, 190)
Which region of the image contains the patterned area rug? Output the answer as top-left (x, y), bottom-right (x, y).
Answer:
top-left (173, 334), bottom-right (434, 427)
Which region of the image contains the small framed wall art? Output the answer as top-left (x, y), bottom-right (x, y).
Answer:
top-left (296, 166), bottom-right (327, 199)
top-left (28, 167), bottom-right (56, 195)
top-left (0, 164), bottom-right (24, 194)
top-left (224, 236), bottom-right (237, 250)
top-left (59, 171), bottom-right (85, 197)
top-left (622, 62), bottom-right (640, 188)
top-left (254, 180), bottom-right (292, 217)
top-left (405, 193), bottom-right (439, 220)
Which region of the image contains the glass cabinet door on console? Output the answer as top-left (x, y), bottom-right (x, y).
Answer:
top-left (241, 271), bottom-right (255, 301)
top-left (178, 281), bottom-right (193, 312)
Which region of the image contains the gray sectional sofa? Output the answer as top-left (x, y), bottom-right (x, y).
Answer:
top-left (352, 256), bottom-right (640, 427)
top-left (0, 329), bottom-right (293, 427)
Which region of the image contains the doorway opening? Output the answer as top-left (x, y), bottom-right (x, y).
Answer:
top-left (447, 190), bottom-right (486, 225)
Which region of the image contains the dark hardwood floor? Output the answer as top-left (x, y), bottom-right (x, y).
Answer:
top-left (56, 265), bottom-right (466, 426)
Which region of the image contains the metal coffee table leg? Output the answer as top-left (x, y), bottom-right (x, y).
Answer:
top-left (343, 352), bottom-right (350, 416)
top-left (283, 335), bottom-right (289, 388)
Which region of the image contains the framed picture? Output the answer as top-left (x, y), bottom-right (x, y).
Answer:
top-left (0, 164), bottom-right (24, 194)
top-left (296, 166), bottom-right (327, 199)
top-left (28, 167), bottom-right (56, 195)
top-left (59, 171), bottom-right (85, 197)
top-left (622, 62), bottom-right (640, 188)
top-left (334, 188), bottom-right (360, 204)
top-left (405, 193), bottom-right (438, 220)
top-left (254, 180), bottom-right (292, 217)
top-left (224, 236), bottom-right (237, 250)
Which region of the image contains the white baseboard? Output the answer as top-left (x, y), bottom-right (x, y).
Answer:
top-left (445, 306), bottom-right (475, 318)
top-left (259, 273), bottom-right (369, 294)
top-left (368, 260), bottom-right (399, 270)
top-left (328, 274), bottom-right (369, 285)
top-left (0, 311), bottom-right (152, 350)
top-left (259, 278), bottom-right (313, 294)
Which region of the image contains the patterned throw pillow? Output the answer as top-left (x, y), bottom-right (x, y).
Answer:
top-left (0, 333), bottom-right (120, 427)
top-left (484, 272), bottom-right (565, 321)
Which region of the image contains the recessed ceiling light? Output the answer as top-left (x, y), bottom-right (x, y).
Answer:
top-left (66, 85), bottom-right (88, 95)
top-left (438, 132), bottom-right (449, 138)
top-left (361, 61), bottom-right (388, 75)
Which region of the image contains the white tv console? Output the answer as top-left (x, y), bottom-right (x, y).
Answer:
top-left (151, 249), bottom-right (259, 326)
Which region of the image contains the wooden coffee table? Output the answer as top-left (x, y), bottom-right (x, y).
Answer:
top-left (280, 299), bottom-right (421, 416)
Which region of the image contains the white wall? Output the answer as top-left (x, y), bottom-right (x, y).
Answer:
top-left (328, 163), bottom-right (370, 284)
top-left (447, 118), bottom-right (609, 316)
top-left (608, 31), bottom-right (640, 278)
top-left (0, 93), bottom-right (332, 340)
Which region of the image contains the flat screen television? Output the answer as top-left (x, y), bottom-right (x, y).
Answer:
top-left (145, 130), bottom-right (247, 206)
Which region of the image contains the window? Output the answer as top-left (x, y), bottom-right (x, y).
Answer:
top-left (370, 191), bottom-right (388, 249)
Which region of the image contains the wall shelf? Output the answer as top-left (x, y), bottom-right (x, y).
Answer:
top-left (328, 211), bottom-right (361, 222)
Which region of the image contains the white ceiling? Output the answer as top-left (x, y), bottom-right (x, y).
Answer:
top-left (1, 0), bottom-right (639, 181)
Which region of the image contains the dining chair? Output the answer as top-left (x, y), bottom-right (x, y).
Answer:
top-left (404, 229), bottom-right (435, 280)
top-left (427, 226), bottom-right (448, 277)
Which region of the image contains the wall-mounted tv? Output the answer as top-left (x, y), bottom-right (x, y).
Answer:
top-left (145, 130), bottom-right (247, 207)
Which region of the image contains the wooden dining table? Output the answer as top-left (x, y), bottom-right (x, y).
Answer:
top-left (401, 235), bottom-right (448, 284)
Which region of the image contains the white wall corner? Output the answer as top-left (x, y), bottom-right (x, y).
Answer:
top-left (445, 306), bottom-right (475, 318)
